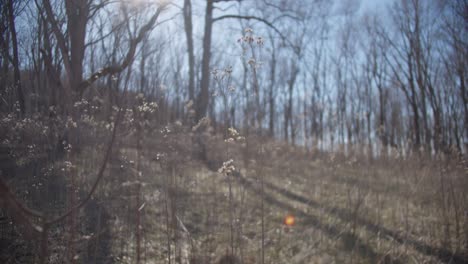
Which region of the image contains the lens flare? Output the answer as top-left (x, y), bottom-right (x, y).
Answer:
top-left (284, 215), bottom-right (295, 226)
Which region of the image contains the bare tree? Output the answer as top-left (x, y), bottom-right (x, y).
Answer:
top-left (6, 0), bottom-right (25, 116)
top-left (183, 0), bottom-right (196, 102)
top-left (41, 0), bottom-right (167, 109)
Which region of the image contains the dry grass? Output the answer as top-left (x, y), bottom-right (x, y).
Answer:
top-left (93, 128), bottom-right (467, 264)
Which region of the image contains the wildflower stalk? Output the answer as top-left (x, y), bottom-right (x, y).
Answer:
top-left (228, 159), bottom-right (234, 255)
top-left (214, 64), bottom-right (243, 257)
top-left (227, 79), bottom-right (235, 257)
top-left (67, 158), bottom-right (77, 264)
top-left (240, 27), bottom-right (266, 264)
top-left (135, 97), bottom-right (142, 264)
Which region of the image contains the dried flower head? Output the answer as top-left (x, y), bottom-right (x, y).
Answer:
top-left (185, 100), bottom-right (194, 109)
top-left (218, 159), bottom-right (235, 174)
top-left (66, 117), bottom-right (77, 128)
top-left (224, 66), bottom-right (233, 75)
top-left (137, 101), bottom-right (158, 113)
top-left (192, 117), bottom-right (211, 132)
top-left (228, 127), bottom-right (239, 137)
top-left (225, 127), bottom-right (245, 143)
top-left (62, 161), bottom-right (75, 172)
top-left (212, 68), bottom-right (220, 80)
top-left (257, 37), bottom-right (264, 46)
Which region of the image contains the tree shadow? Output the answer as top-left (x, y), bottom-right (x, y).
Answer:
top-left (256, 175), bottom-right (466, 264)
top-left (232, 172), bottom-right (403, 264)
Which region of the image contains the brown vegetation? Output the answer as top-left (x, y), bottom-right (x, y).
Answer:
top-left (0, 0), bottom-right (467, 263)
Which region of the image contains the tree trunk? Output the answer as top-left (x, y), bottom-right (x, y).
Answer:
top-left (287, 62), bottom-right (298, 145)
top-left (196, 0), bottom-right (214, 121)
top-left (183, 0), bottom-right (195, 101)
top-left (0, 7), bottom-right (10, 111)
top-left (377, 84), bottom-right (387, 156)
top-left (7, 0), bottom-right (25, 116)
top-left (458, 65), bottom-right (467, 150)
top-left (268, 49), bottom-right (276, 137)
top-left (65, 0), bottom-right (88, 95)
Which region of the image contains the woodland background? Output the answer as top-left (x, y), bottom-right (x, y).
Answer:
top-left (0, 0), bottom-right (467, 263)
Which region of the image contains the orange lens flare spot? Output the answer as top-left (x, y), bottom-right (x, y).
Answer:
top-left (284, 215), bottom-right (295, 226)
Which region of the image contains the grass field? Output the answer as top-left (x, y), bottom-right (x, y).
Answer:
top-left (94, 131), bottom-right (467, 264)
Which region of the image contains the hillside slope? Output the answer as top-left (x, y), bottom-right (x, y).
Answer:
top-left (106, 128), bottom-right (467, 264)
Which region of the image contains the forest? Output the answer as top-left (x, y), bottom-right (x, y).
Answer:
top-left (0, 0), bottom-right (467, 263)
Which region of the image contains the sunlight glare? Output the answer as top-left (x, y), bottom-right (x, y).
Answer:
top-left (284, 215), bottom-right (295, 226)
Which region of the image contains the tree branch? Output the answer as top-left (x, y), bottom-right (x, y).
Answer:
top-left (0, 179), bottom-right (43, 239)
top-left (41, 0), bottom-right (72, 82)
top-left (212, 14), bottom-right (299, 55)
top-left (47, 91), bottom-right (125, 225)
top-left (77, 5), bottom-right (166, 94)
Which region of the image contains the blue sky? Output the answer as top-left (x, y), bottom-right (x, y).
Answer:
top-left (361, 0), bottom-right (395, 12)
